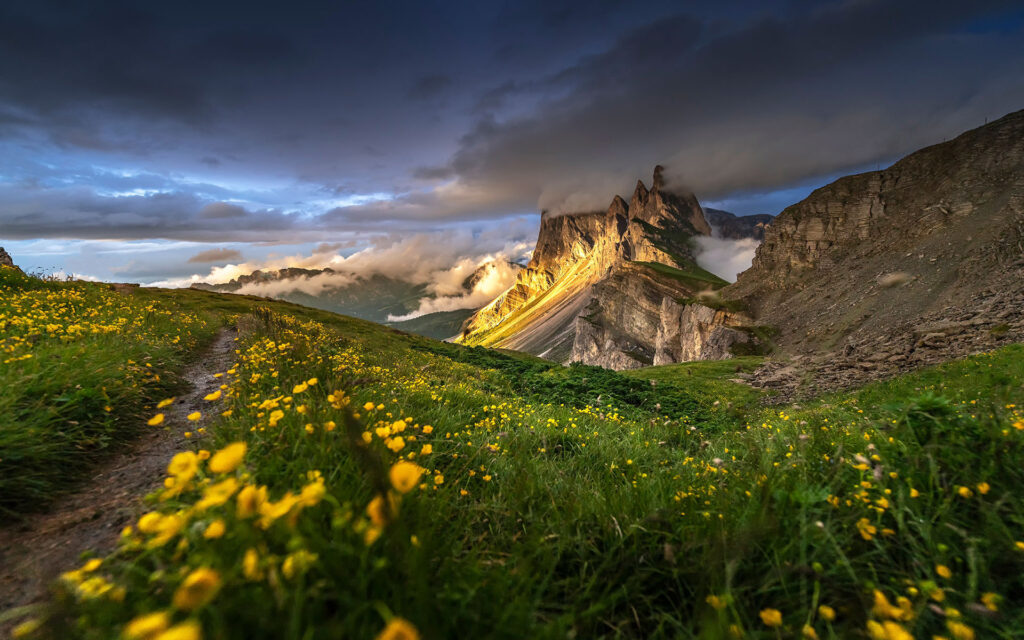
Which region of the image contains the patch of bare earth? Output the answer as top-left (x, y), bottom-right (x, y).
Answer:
top-left (0, 327), bottom-right (238, 627)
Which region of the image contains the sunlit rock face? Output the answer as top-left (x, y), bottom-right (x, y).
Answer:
top-left (458, 166), bottom-right (725, 366)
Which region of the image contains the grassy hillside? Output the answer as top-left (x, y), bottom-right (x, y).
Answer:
top-left (634, 260), bottom-right (730, 291)
top-left (4, 266), bottom-right (1024, 639)
top-left (386, 308), bottom-right (475, 340)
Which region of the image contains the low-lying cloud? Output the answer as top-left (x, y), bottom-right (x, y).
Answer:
top-left (151, 228), bottom-right (535, 319)
top-left (694, 236), bottom-right (760, 283)
top-left (387, 259), bottom-right (522, 321)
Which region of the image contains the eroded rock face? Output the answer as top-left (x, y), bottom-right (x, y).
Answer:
top-left (460, 166), bottom-right (712, 350)
top-left (720, 109), bottom-right (1024, 396)
top-left (727, 108), bottom-right (1024, 358)
top-left (653, 300), bottom-right (750, 364)
top-left (568, 263), bottom-right (693, 369)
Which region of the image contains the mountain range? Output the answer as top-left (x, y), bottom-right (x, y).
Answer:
top-left (189, 109), bottom-right (1024, 393)
top-left (457, 109), bottom-right (1024, 390)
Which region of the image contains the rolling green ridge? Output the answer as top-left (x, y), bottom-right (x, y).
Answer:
top-left (386, 308), bottom-right (476, 340)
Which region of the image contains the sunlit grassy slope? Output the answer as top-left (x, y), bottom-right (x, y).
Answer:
top-left (4, 265), bottom-right (1024, 639)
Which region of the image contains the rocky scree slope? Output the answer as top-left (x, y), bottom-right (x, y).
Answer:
top-left (725, 108), bottom-right (1024, 395)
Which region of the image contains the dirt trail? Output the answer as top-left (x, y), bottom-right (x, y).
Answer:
top-left (0, 327), bottom-right (238, 622)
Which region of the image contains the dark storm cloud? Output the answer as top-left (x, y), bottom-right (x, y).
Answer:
top-left (443, 0), bottom-right (1024, 212)
top-left (0, 181), bottom-right (298, 241)
top-left (0, 0), bottom-right (1022, 250)
top-left (0, 1), bottom-right (296, 125)
top-left (187, 248), bottom-right (244, 264)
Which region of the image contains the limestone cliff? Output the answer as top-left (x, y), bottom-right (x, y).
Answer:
top-left (458, 167), bottom-right (744, 367)
top-left (722, 108), bottom-right (1024, 394)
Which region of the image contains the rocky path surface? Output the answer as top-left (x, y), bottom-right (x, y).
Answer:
top-left (0, 328), bottom-right (238, 626)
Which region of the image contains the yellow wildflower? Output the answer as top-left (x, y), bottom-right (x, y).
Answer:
top-left (376, 618), bottom-right (420, 640)
top-left (157, 398), bottom-right (175, 409)
top-left (257, 492), bottom-right (300, 528)
top-left (172, 567), bottom-right (221, 611)
top-left (980, 592), bottom-right (999, 611)
top-left (123, 611), bottom-right (170, 639)
top-left (946, 620), bottom-right (974, 640)
top-left (871, 590), bottom-right (912, 621)
top-left (299, 478), bottom-right (326, 507)
top-left (367, 493), bottom-right (399, 526)
top-left (936, 564), bottom-right (952, 579)
top-left (292, 382), bottom-right (308, 394)
top-left (705, 594), bottom-right (727, 610)
top-left (196, 477), bottom-right (239, 511)
top-left (187, 412), bottom-right (201, 422)
top-left (802, 624), bottom-right (819, 639)
top-left (866, 620), bottom-right (912, 640)
top-left (242, 548), bottom-right (261, 580)
top-left (167, 451), bottom-right (199, 481)
top-left (203, 519), bottom-right (226, 539)
top-left (759, 608), bottom-right (782, 627)
top-left (208, 442), bottom-right (246, 474)
top-left (389, 461), bottom-right (424, 494)
top-left (818, 605), bottom-right (835, 621)
top-left (420, 444), bottom-right (432, 455)
top-left (236, 485), bottom-right (267, 518)
top-left (281, 550), bottom-right (318, 579)
top-left (387, 437), bottom-right (406, 452)
top-left (856, 517), bottom-right (877, 540)
top-left (147, 413), bottom-right (165, 426)
top-left (976, 482), bottom-right (990, 495)
top-left (203, 390), bottom-right (221, 401)
top-left (153, 620), bottom-right (201, 640)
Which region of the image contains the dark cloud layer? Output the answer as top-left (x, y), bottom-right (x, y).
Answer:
top-left (188, 248), bottom-right (244, 263)
top-left (0, 0), bottom-right (1022, 247)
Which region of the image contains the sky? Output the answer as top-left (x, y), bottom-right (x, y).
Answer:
top-left (1, 0), bottom-right (1023, 286)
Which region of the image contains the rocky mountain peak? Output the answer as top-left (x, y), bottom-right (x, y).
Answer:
top-left (652, 164), bottom-right (665, 190)
top-left (0, 247), bottom-right (18, 270)
top-left (631, 179), bottom-right (649, 204)
top-left (458, 166), bottom-right (716, 355)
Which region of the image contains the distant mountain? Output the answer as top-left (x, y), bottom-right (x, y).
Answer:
top-left (191, 268), bottom-right (428, 323)
top-left (703, 208), bottom-right (774, 240)
top-left (190, 261), bottom-right (520, 338)
top-left (387, 308), bottom-right (477, 340)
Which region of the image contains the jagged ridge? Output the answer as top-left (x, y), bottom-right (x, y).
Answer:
top-left (457, 167), bottom-right (727, 367)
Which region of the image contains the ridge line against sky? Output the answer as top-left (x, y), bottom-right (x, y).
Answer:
top-left (1, 0), bottom-right (1023, 283)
